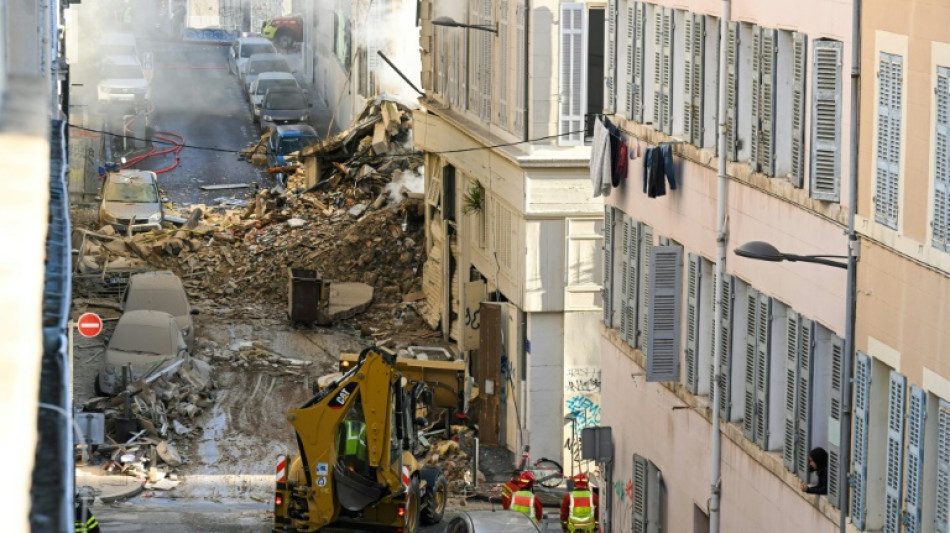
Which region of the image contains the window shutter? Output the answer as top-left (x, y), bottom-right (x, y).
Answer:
top-left (712, 272), bottom-right (734, 420)
top-left (632, 3), bottom-right (646, 123)
top-left (559, 3), bottom-right (585, 145)
top-left (497, 0), bottom-right (508, 127)
top-left (682, 13), bottom-right (704, 147)
top-left (480, 0), bottom-right (492, 122)
top-left (795, 318), bottom-right (814, 480)
top-left (759, 28), bottom-right (777, 176)
top-left (606, 0), bottom-right (616, 112)
top-left (933, 67), bottom-right (950, 251)
top-left (514, 2), bottom-right (526, 132)
top-left (884, 371), bottom-right (907, 533)
top-left (875, 53), bottom-right (903, 228)
top-left (936, 399), bottom-right (950, 533)
top-left (851, 352), bottom-right (872, 530)
top-left (790, 32), bottom-right (807, 188)
top-left (827, 335), bottom-right (844, 507)
top-left (626, 4), bottom-right (635, 118)
top-left (647, 246), bottom-right (682, 382)
top-left (638, 225), bottom-right (654, 349)
top-left (743, 289), bottom-right (759, 440)
top-left (783, 311), bottom-right (801, 470)
top-left (726, 21), bottom-right (739, 161)
top-left (468, 0), bottom-right (479, 111)
top-left (685, 253), bottom-right (702, 393)
top-left (632, 454), bottom-right (648, 533)
top-left (652, 7), bottom-right (673, 134)
top-left (904, 386), bottom-right (926, 533)
top-left (810, 40), bottom-right (843, 201)
top-left (755, 294), bottom-right (772, 447)
top-left (620, 217), bottom-right (635, 344)
top-left (602, 207), bottom-right (614, 326)
top-left (750, 26), bottom-right (761, 170)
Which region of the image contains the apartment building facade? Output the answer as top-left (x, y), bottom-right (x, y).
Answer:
top-left (413, 0), bottom-right (603, 466)
top-left (597, 0), bottom-right (855, 531)
top-left (848, 1), bottom-right (950, 532)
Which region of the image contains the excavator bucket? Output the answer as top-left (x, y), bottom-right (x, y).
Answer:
top-left (333, 460), bottom-right (386, 511)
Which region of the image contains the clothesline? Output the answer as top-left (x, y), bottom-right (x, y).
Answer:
top-left (587, 112), bottom-right (686, 148)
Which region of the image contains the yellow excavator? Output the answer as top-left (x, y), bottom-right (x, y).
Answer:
top-left (273, 346), bottom-right (449, 532)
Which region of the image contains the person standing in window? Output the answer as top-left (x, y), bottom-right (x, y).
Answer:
top-left (800, 447), bottom-right (828, 495)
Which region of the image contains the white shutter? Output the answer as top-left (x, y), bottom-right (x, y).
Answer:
top-left (632, 2), bottom-right (646, 122)
top-left (875, 53), bottom-right (903, 228)
top-left (795, 318), bottom-right (814, 480)
top-left (936, 399), bottom-right (950, 533)
top-left (904, 386), bottom-right (926, 533)
top-left (712, 272), bottom-right (734, 420)
top-left (827, 335), bottom-right (844, 507)
top-left (497, 0), bottom-right (508, 127)
top-left (559, 3), bottom-right (585, 145)
top-left (638, 224), bottom-right (654, 349)
top-left (884, 371), bottom-right (907, 533)
top-left (851, 353), bottom-right (872, 530)
top-left (514, 1), bottom-right (526, 133)
top-left (646, 246), bottom-right (683, 382)
top-left (933, 67), bottom-right (950, 251)
top-left (683, 13), bottom-right (704, 147)
top-left (367, 1), bottom-right (380, 73)
top-left (685, 253), bottom-right (702, 393)
top-left (606, 0), bottom-right (616, 112)
top-left (652, 7), bottom-right (673, 134)
top-left (625, 4), bottom-right (635, 118)
top-left (479, 0), bottom-right (492, 122)
top-left (750, 26), bottom-right (761, 169)
top-left (759, 28), bottom-right (777, 176)
top-left (811, 40), bottom-right (844, 201)
top-left (468, 0), bottom-right (479, 111)
top-left (790, 33), bottom-right (807, 188)
top-left (602, 206), bottom-right (614, 326)
top-left (725, 21), bottom-right (739, 161)
top-left (783, 311), bottom-right (801, 470)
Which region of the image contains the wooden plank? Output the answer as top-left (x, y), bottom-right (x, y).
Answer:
top-left (476, 302), bottom-right (503, 445)
top-left (371, 122), bottom-right (390, 154)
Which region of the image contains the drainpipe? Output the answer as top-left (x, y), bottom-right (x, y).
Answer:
top-left (840, 0), bottom-right (861, 531)
top-left (709, 1), bottom-right (731, 532)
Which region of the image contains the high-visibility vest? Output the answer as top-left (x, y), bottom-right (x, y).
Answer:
top-left (74, 505), bottom-right (99, 533)
top-left (342, 420), bottom-right (367, 461)
top-left (511, 490), bottom-right (537, 522)
top-left (567, 490), bottom-right (596, 532)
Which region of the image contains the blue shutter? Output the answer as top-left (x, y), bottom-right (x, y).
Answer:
top-left (633, 454), bottom-right (648, 533)
top-left (933, 67), bottom-right (950, 252)
top-left (625, 4), bottom-right (635, 119)
top-left (647, 246), bottom-right (682, 382)
top-left (632, 2), bottom-right (646, 123)
top-left (652, 7), bottom-right (673, 134)
top-left (603, 207), bottom-right (614, 326)
top-left (743, 290), bottom-right (759, 440)
top-left (790, 32), bottom-right (808, 188)
top-left (851, 352), bottom-right (872, 530)
top-left (810, 40), bottom-right (844, 201)
top-left (936, 400), bottom-right (950, 533)
top-left (884, 371), bottom-right (907, 533)
top-left (725, 21), bottom-right (739, 161)
top-left (827, 336), bottom-right (844, 507)
top-left (783, 311), bottom-right (800, 470)
top-left (795, 318), bottom-right (814, 480)
top-left (713, 272), bottom-right (734, 420)
top-left (621, 218), bottom-right (639, 346)
top-left (904, 386), bottom-right (926, 533)
top-left (685, 254), bottom-right (702, 393)
top-left (638, 225), bottom-right (654, 349)
top-left (683, 13), bottom-right (704, 147)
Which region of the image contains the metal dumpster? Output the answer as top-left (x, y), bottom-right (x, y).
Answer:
top-left (287, 267), bottom-right (329, 324)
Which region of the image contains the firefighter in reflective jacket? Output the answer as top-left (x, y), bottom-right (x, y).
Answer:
top-left (75, 495), bottom-right (101, 533)
top-left (560, 473), bottom-right (599, 532)
top-left (509, 471), bottom-right (544, 522)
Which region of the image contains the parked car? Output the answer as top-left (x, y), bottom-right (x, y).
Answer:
top-left (266, 124), bottom-right (319, 183)
top-left (97, 55), bottom-right (150, 109)
top-left (97, 169), bottom-right (165, 233)
top-left (261, 14), bottom-right (303, 49)
top-left (248, 72), bottom-right (300, 123)
top-left (443, 511), bottom-right (543, 533)
top-left (243, 53), bottom-right (293, 97)
top-left (259, 86), bottom-right (311, 131)
top-left (122, 271), bottom-right (197, 349)
top-left (95, 310), bottom-right (189, 396)
top-left (228, 36), bottom-right (277, 77)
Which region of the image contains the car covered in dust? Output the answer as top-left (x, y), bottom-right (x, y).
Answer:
top-left (229, 36), bottom-right (277, 78)
top-left (97, 54), bottom-right (150, 109)
top-left (96, 310), bottom-right (190, 396)
top-left (248, 72), bottom-right (300, 123)
top-left (97, 169), bottom-right (166, 233)
top-left (242, 53), bottom-right (293, 97)
top-left (122, 271), bottom-right (197, 350)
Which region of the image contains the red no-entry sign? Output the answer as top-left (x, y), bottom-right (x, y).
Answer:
top-left (77, 313), bottom-right (103, 338)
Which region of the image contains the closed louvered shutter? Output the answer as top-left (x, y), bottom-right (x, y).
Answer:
top-left (875, 53), bottom-right (903, 228)
top-left (632, 3), bottom-right (646, 122)
top-left (514, 2), bottom-right (526, 132)
top-left (620, 217), bottom-right (635, 345)
top-left (497, 0), bottom-right (508, 127)
top-left (602, 207), bottom-right (614, 326)
top-left (783, 311), bottom-right (801, 470)
top-left (625, 4), bottom-right (635, 118)
top-left (794, 318), bottom-right (814, 479)
top-left (684, 254), bottom-right (702, 393)
top-left (936, 400), bottom-right (950, 533)
top-left (851, 353), bottom-right (872, 530)
top-left (827, 336), bottom-right (844, 507)
top-left (468, 0), bottom-right (479, 111)
top-left (743, 289), bottom-right (771, 446)
top-left (725, 22), bottom-right (739, 161)
top-left (646, 246), bottom-right (682, 382)
top-left (711, 272), bottom-right (734, 420)
top-left (883, 371), bottom-right (907, 533)
top-left (632, 454), bottom-right (648, 533)
top-left (606, 0), bottom-right (616, 111)
top-left (479, 0), bottom-right (492, 121)
top-left (559, 3), bottom-right (585, 144)
top-left (790, 33), bottom-right (807, 187)
top-left (683, 13), bottom-right (704, 147)
top-left (638, 224), bottom-right (654, 349)
top-left (811, 40), bottom-right (843, 201)
top-left (652, 7), bottom-right (673, 134)
top-left (759, 28), bottom-right (777, 176)
top-left (903, 386), bottom-right (926, 533)
top-left (933, 67), bottom-right (950, 251)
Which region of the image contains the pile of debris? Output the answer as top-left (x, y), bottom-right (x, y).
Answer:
top-left (80, 358), bottom-right (215, 491)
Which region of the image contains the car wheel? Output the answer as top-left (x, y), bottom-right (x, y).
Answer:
top-left (275, 30), bottom-right (294, 50)
top-left (421, 473), bottom-right (448, 525)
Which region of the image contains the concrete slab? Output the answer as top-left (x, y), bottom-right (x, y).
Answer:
top-left (327, 282), bottom-right (374, 321)
top-left (76, 465), bottom-right (146, 503)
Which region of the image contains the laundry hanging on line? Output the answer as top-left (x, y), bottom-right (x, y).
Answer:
top-left (642, 144), bottom-right (678, 198)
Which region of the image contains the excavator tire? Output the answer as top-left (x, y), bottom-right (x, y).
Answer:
top-left (421, 472), bottom-right (448, 525)
top-left (404, 476), bottom-right (421, 533)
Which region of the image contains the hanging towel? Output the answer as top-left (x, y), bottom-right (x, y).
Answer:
top-left (605, 119), bottom-right (623, 187)
top-left (614, 139), bottom-right (628, 186)
top-left (590, 118), bottom-right (612, 197)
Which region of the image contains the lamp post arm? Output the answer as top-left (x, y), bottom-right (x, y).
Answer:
top-left (784, 254), bottom-right (849, 269)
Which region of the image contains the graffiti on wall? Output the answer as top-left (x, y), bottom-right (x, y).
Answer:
top-left (565, 395), bottom-right (602, 430)
top-left (565, 366), bottom-right (602, 394)
top-left (613, 478), bottom-right (634, 531)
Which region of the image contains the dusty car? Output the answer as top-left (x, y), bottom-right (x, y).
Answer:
top-left (97, 169), bottom-right (165, 233)
top-left (97, 55), bottom-right (150, 109)
top-left (248, 72), bottom-right (300, 123)
top-left (122, 271), bottom-right (197, 349)
top-left (97, 32), bottom-right (138, 61)
top-left (266, 124), bottom-right (318, 184)
top-left (259, 86), bottom-right (311, 131)
top-left (443, 510), bottom-right (543, 533)
top-left (95, 310), bottom-right (189, 396)
top-left (228, 36), bottom-right (277, 77)
top-left (242, 53), bottom-right (293, 97)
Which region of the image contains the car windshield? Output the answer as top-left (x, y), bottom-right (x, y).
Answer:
top-left (256, 78), bottom-right (296, 96)
top-left (104, 181), bottom-right (159, 203)
top-left (249, 60), bottom-right (289, 75)
top-left (278, 136), bottom-right (317, 155)
top-left (265, 91), bottom-right (306, 110)
top-left (102, 65), bottom-right (143, 80)
top-left (126, 288), bottom-right (188, 316)
top-left (242, 43), bottom-right (275, 58)
top-left (110, 324), bottom-right (173, 354)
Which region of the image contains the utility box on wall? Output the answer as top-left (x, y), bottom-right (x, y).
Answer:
top-left (581, 426), bottom-right (613, 462)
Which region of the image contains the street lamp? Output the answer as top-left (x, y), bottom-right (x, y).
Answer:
top-left (431, 15), bottom-right (498, 34)
top-left (734, 239), bottom-right (856, 533)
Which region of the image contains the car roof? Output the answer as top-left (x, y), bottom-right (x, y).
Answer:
top-left (129, 271), bottom-right (185, 291)
top-left (238, 36), bottom-right (273, 46)
top-left (274, 124), bottom-right (317, 137)
top-left (101, 55), bottom-right (142, 67)
top-left (117, 309), bottom-right (177, 329)
top-left (256, 72), bottom-right (297, 81)
top-left (247, 53), bottom-right (285, 62)
top-left (451, 510), bottom-right (542, 532)
top-left (107, 169), bottom-right (158, 184)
